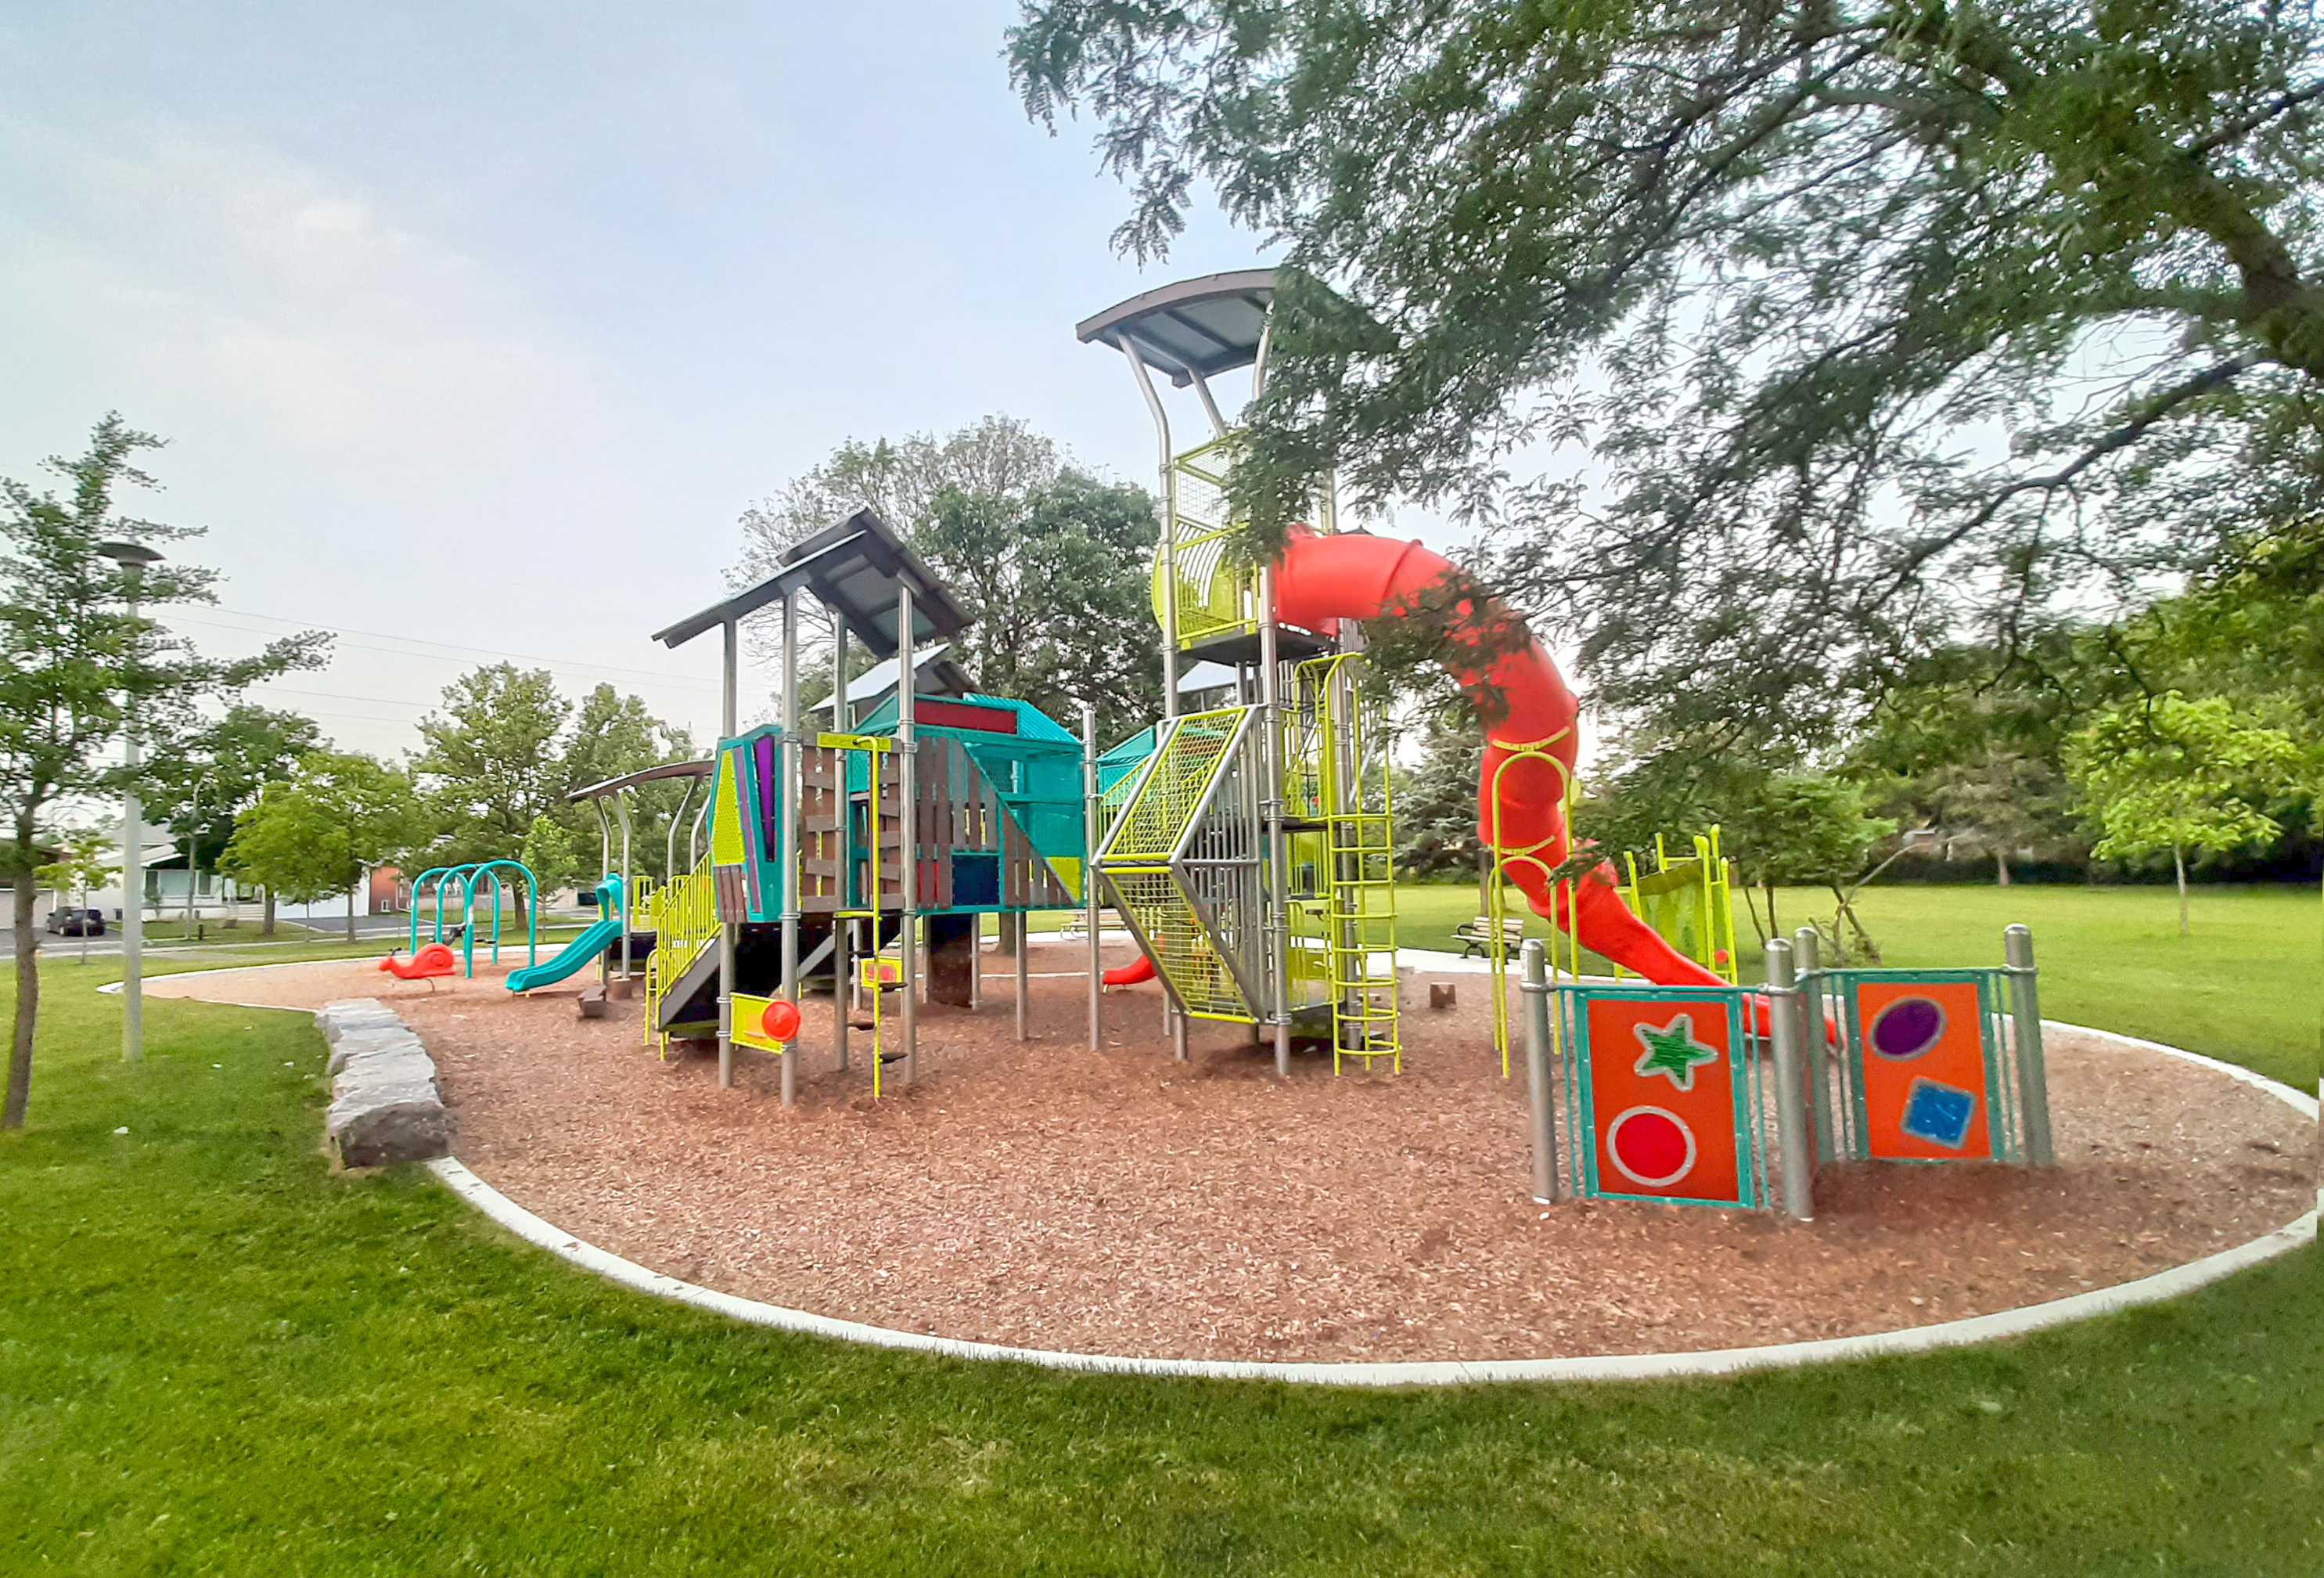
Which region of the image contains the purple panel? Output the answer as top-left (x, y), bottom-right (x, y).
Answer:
top-left (754, 735), bottom-right (779, 856)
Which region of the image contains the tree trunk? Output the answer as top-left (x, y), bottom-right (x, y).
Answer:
top-left (5, 866), bottom-right (40, 1129)
top-left (1996, 848), bottom-right (2012, 885)
top-left (1765, 879), bottom-right (1779, 941)
top-left (2174, 845), bottom-right (2189, 937)
top-left (262, 888), bottom-right (277, 936)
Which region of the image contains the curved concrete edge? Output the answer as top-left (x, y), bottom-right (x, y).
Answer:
top-left (425, 1168), bottom-right (2315, 1389)
top-left (109, 957), bottom-right (2319, 1382)
top-left (2046, 1020), bottom-right (2319, 1120)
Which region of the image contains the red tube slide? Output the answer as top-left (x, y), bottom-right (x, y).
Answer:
top-left (1273, 528), bottom-right (1727, 989)
top-left (1103, 955), bottom-right (1157, 987)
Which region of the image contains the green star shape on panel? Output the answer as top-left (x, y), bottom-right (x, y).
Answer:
top-left (1632, 1016), bottom-right (1718, 1090)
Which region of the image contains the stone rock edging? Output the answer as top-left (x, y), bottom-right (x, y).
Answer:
top-left (318, 998), bottom-right (448, 1169)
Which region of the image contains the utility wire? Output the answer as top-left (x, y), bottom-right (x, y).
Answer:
top-left (169, 606), bottom-right (732, 693)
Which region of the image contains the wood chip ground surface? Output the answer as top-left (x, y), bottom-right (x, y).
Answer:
top-left (153, 944), bottom-right (2315, 1363)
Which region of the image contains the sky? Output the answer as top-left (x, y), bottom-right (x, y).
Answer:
top-left (1, 2), bottom-right (1419, 758)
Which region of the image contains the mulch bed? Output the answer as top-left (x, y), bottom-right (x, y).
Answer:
top-left (153, 942), bottom-right (2315, 1364)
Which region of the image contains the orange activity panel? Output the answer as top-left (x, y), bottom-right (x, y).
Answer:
top-left (1585, 997), bottom-right (1745, 1205)
top-left (1854, 979), bottom-right (1992, 1160)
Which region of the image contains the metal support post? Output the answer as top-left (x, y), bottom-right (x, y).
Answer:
top-left (1764, 939), bottom-right (1814, 1221)
top-left (718, 617), bottom-right (738, 1089)
top-left (898, 583), bottom-right (919, 1084)
top-left (1793, 924), bottom-right (1832, 1162)
top-left (832, 622), bottom-right (850, 1073)
top-left (183, 773), bottom-right (206, 934)
top-left (1259, 562), bottom-right (1291, 1079)
top-left (1520, 940), bottom-right (1558, 1203)
top-left (617, 794), bottom-right (634, 982)
top-left (1013, 912), bottom-right (1030, 1040)
top-left (779, 589), bottom-right (801, 1107)
top-left (2003, 924), bottom-right (2055, 1165)
top-left (1122, 344), bottom-right (1178, 719)
top-left (121, 743), bottom-right (144, 1063)
top-left (1081, 700), bottom-right (1102, 1053)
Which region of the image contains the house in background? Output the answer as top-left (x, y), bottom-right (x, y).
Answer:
top-left (369, 866), bottom-right (410, 915)
top-left (144, 849), bottom-right (247, 920)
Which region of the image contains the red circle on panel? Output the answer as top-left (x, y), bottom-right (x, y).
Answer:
top-left (760, 1000), bottom-right (801, 1042)
top-left (1606, 1105), bottom-right (1698, 1189)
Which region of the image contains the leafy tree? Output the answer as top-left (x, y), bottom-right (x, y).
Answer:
top-left (737, 418), bottom-right (1162, 741)
top-left (1392, 715), bottom-right (1485, 881)
top-left (518, 812), bottom-right (584, 906)
top-left (407, 665), bottom-right (570, 914)
top-left (1721, 775), bottom-right (1898, 944)
top-left (1, 416), bottom-right (322, 1129)
top-left (560, 683), bottom-right (697, 883)
top-left (2067, 694), bottom-right (2299, 933)
top-left (1013, 0), bottom-right (2324, 740)
top-left (145, 703), bottom-right (323, 934)
top-left (738, 416), bottom-right (1061, 570)
top-left (1847, 643), bottom-right (2103, 879)
top-left (223, 752), bottom-right (421, 943)
top-left (735, 416), bottom-right (1063, 687)
top-left (35, 827), bottom-right (116, 963)
top-left (916, 472), bottom-right (1163, 741)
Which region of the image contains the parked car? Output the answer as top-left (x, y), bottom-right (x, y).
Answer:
top-left (45, 907), bottom-right (106, 937)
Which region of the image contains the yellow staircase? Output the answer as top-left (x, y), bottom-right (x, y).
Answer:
top-left (642, 863), bottom-right (720, 1054)
top-left (1290, 656), bottom-right (1401, 1071)
top-left (1095, 707), bottom-right (1264, 1020)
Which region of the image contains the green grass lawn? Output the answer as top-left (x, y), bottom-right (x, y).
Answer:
top-left (2, 894), bottom-right (2317, 1574)
top-left (1383, 881), bottom-right (2322, 1090)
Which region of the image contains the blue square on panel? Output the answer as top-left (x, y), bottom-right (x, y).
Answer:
top-left (1900, 1078), bottom-right (1977, 1149)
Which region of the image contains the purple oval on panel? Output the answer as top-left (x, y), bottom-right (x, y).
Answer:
top-left (1869, 995), bottom-right (1945, 1061)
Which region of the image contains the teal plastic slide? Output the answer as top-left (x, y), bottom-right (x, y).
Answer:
top-left (505, 918), bottom-right (622, 993)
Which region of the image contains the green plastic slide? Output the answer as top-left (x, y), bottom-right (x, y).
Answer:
top-left (505, 918), bottom-right (622, 993)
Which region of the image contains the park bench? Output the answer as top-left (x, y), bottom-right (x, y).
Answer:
top-left (1452, 915), bottom-right (1527, 960)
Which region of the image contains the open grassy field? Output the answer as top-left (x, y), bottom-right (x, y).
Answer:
top-left (1384, 881), bottom-right (2322, 1091)
top-left (1, 892), bottom-right (2315, 1574)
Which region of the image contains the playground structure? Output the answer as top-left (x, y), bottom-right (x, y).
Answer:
top-left (472, 264), bottom-right (2062, 1224)
top-left (1078, 275), bottom-right (1406, 1073)
top-left (1073, 269), bottom-right (2053, 1214)
top-left (639, 508), bottom-right (1106, 1104)
top-left (1076, 272), bottom-right (1740, 1078)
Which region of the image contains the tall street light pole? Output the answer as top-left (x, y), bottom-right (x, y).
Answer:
top-left (97, 540), bottom-right (162, 1065)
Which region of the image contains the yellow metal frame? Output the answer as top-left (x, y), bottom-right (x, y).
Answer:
top-left (1290, 654), bottom-right (1401, 1072)
top-left (1106, 708), bottom-right (1243, 861)
top-left (642, 865), bottom-right (719, 1058)
top-left (1617, 826), bottom-right (1740, 985)
top-left (1484, 733), bottom-right (1581, 1076)
top-left (854, 953), bottom-right (905, 1097)
top-left (1153, 438), bottom-right (1260, 651)
top-left (1097, 708), bottom-right (1260, 1021)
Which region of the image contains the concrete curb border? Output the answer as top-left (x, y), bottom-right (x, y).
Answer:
top-left (98, 957), bottom-right (2315, 1383)
top-left (425, 1025), bottom-right (2315, 1388)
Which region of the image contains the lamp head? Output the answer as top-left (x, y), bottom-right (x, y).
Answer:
top-left (95, 541), bottom-right (164, 569)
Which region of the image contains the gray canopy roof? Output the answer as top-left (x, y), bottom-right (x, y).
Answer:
top-left (1076, 269), bottom-right (1275, 387)
top-left (653, 508), bottom-right (971, 658)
